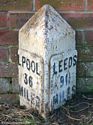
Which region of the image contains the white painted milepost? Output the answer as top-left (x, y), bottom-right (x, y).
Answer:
top-left (18, 4), bottom-right (77, 117)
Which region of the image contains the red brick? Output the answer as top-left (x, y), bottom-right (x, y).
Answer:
top-left (0, 48), bottom-right (9, 62)
top-left (0, 31), bottom-right (18, 45)
top-left (77, 62), bottom-right (86, 77)
top-left (10, 47), bottom-right (18, 63)
top-left (0, 77), bottom-right (19, 94)
top-left (84, 31), bottom-right (93, 46)
top-left (9, 12), bottom-right (34, 29)
top-left (12, 78), bottom-right (19, 93)
top-left (76, 30), bottom-right (93, 46)
top-left (0, 0), bottom-right (32, 11)
top-left (77, 78), bottom-right (93, 93)
top-left (77, 62), bottom-right (93, 77)
top-left (0, 12), bottom-right (7, 28)
top-left (0, 94), bottom-right (19, 104)
top-left (36, 0), bottom-right (84, 11)
top-left (62, 13), bottom-right (93, 29)
top-left (87, 0), bottom-right (93, 10)
top-left (0, 78), bottom-right (11, 94)
top-left (77, 46), bottom-right (93, 61)
top-left (0, 63), bottom-right (18, 77)
top-left (76, 31), bottom-right (83, 45)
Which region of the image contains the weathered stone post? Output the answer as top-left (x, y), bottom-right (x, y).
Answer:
top-left (18, 4), bottom-right (77, 117)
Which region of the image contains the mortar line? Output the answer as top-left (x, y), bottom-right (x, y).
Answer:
top-left (76, 28), bottom-right (93, 31)
top-left (8, 10), bottom-right (93, 14)
top-left (7, 12), bottom-right (11, 30)
top-left (84, 0), bottom-right (88, 11)
top-left (32, 0), bottom-right (36, 12)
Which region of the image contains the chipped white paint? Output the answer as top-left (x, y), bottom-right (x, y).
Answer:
top-left (18, 49), bottom-right (43, 111)
top-left (50, 50), bottom-right (77, 110)
top-left (18, 4), bottom-right (77, 117)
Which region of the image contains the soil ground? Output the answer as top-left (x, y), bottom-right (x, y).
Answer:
top-left (0, 94), bottom-right (93, 125)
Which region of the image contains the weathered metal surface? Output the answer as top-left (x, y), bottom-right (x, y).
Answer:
top-left (18, 4), bottom-right (77, 117)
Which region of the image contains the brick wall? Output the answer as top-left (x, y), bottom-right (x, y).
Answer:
top-left (0, 0), bottom-right (93, 103)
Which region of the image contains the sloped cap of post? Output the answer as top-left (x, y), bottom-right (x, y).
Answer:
top-left (19, 4), bottom-right (75, 54)
top-left (19, 4), bottom-right (75, 38)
